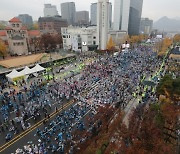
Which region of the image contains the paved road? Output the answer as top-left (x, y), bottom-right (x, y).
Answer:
top-left (0, 100), bottom-right (74, 154)
top-left (0, 48), bottom-right (169, 152)
top-left (0, 58), bottom-right (95, 153)
top-left (0, 83), bottom-right (97, 153)
top-left (123, 49), bottom-right (169, 127)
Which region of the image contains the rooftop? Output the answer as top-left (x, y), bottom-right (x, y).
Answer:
top-left (0, 30), bottom-right (6, 36)
top-left (9, 17), bottom-right (21, 23)
top-left (38, 16), bottom-right (67, 23)
top-left (28, 30), bottom-right (41, 37)
top-left (5, 27), bottom-right (13, 30)
top-left (21, 26), bottom-right (27, 30)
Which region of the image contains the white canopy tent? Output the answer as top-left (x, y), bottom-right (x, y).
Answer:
top-left (6, 69), bottom-right (24, 81)
top-left (6, 64), bottom-right (45, 82)
top-left (146, 39), bottom-right (151, 43)
top-left (31, 64), bottom-right (45, 73)
top-left (122, 43), bottom-right (130, 49)
top-left (19, 66), bottom-right (33, 76)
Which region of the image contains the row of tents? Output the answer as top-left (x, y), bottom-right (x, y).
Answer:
top-left (6, 64), bottom-right (45, 82)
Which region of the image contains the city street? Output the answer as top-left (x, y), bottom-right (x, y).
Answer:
top-left (0, 56), bottom-right (95, 152)
top-left (0, 46), bottom-right (173, 154)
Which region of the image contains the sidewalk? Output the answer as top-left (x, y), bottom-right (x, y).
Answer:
top-left (122, 50), bottom-right (170, 127)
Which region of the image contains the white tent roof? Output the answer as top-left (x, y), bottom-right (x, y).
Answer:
top-left (31, 64), bottom-right (45, 73)
top-left (6, 69), bottom-right (23, 79)
top-left (146, 39), bottom-right (151, 43)
top-left (19, 66), bottom-right (33, 75)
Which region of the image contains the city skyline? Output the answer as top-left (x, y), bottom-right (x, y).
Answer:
top-left (0, 0), bottom-right (180, 21)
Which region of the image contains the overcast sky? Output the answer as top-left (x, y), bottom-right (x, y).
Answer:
top-left (0, 0), bottom-right (180, 21)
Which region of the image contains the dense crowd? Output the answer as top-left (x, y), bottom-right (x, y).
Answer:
top-left (0, 45), bottom-right (164, 153)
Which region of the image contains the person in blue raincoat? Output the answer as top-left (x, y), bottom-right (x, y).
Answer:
top-left (58, 132), bottom-right (63, 141)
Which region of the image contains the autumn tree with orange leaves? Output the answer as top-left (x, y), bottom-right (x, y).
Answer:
top-left (173, 34), bottom-right (180, 44)
top-left (0, 39), bottom-right (7, 59)
top-left (104, 103), bottom-right (177, 154)
top-left (158, 38), bottom-right (173, 56)
top-left (130, 34), bottom-right (147, 44)
top-left (73, 100), bottom-right (178, 154)
top-left (106, 37), bottom-right (115, 51)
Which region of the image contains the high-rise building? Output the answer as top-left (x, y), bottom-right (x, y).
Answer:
top-left (140, 18), bottom-right (153, 35)
top-left (113, 0), bottom-right (130, 32)
top-left (44, 4), bottom-right (58, 17)
top-left (113, 0), bottom-right (143, 35)
top-left (108, 3), bottom-right (112, 29)
top-left (38, 16), bottom-right (68, 34)
top-left (61, 2), bottom-right (76, 26)
top-left (75, 11), bottom-right (89, 26)
top-left (97, 0), bottom-right (110, 50)
top-left (90, 3), bottom-right (97, 26)
top-left (128, 0), bottom-right (143, 35)
top-left (90, 2), bottom-right (112, 28)
top-left (18, 14), bottom-right (33, 27)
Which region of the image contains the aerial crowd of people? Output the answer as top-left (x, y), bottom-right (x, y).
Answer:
top-left (0, 44), bottom-right (164, 153)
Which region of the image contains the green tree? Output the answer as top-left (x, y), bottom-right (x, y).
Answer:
top-left (157, 74), bottom-right (180, 100)
top-left (0, 23), bottom-right (6, 30)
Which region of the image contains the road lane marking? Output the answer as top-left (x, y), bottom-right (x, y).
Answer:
top-left (0, 100), bottom-right (74, 153)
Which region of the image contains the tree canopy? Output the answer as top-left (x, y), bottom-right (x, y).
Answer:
top-left (40, 33), bottom-right (63, 52)
top-left (106, 36), bottom-right (115, 51)
top-left (173, 34), bottom-right (180, 44)
top-left (129, 34), bottom-right (148, 44)
top-left (0, 39), bottom-right (7, 58)
top-left (0, 23), bottom-right (6, 30)
top-left (157, 74), bottom-right (180, 101)
top-left (158, 38), bottom-right (173, 56)
top-left (29, 23), bottom-right (39, 30)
